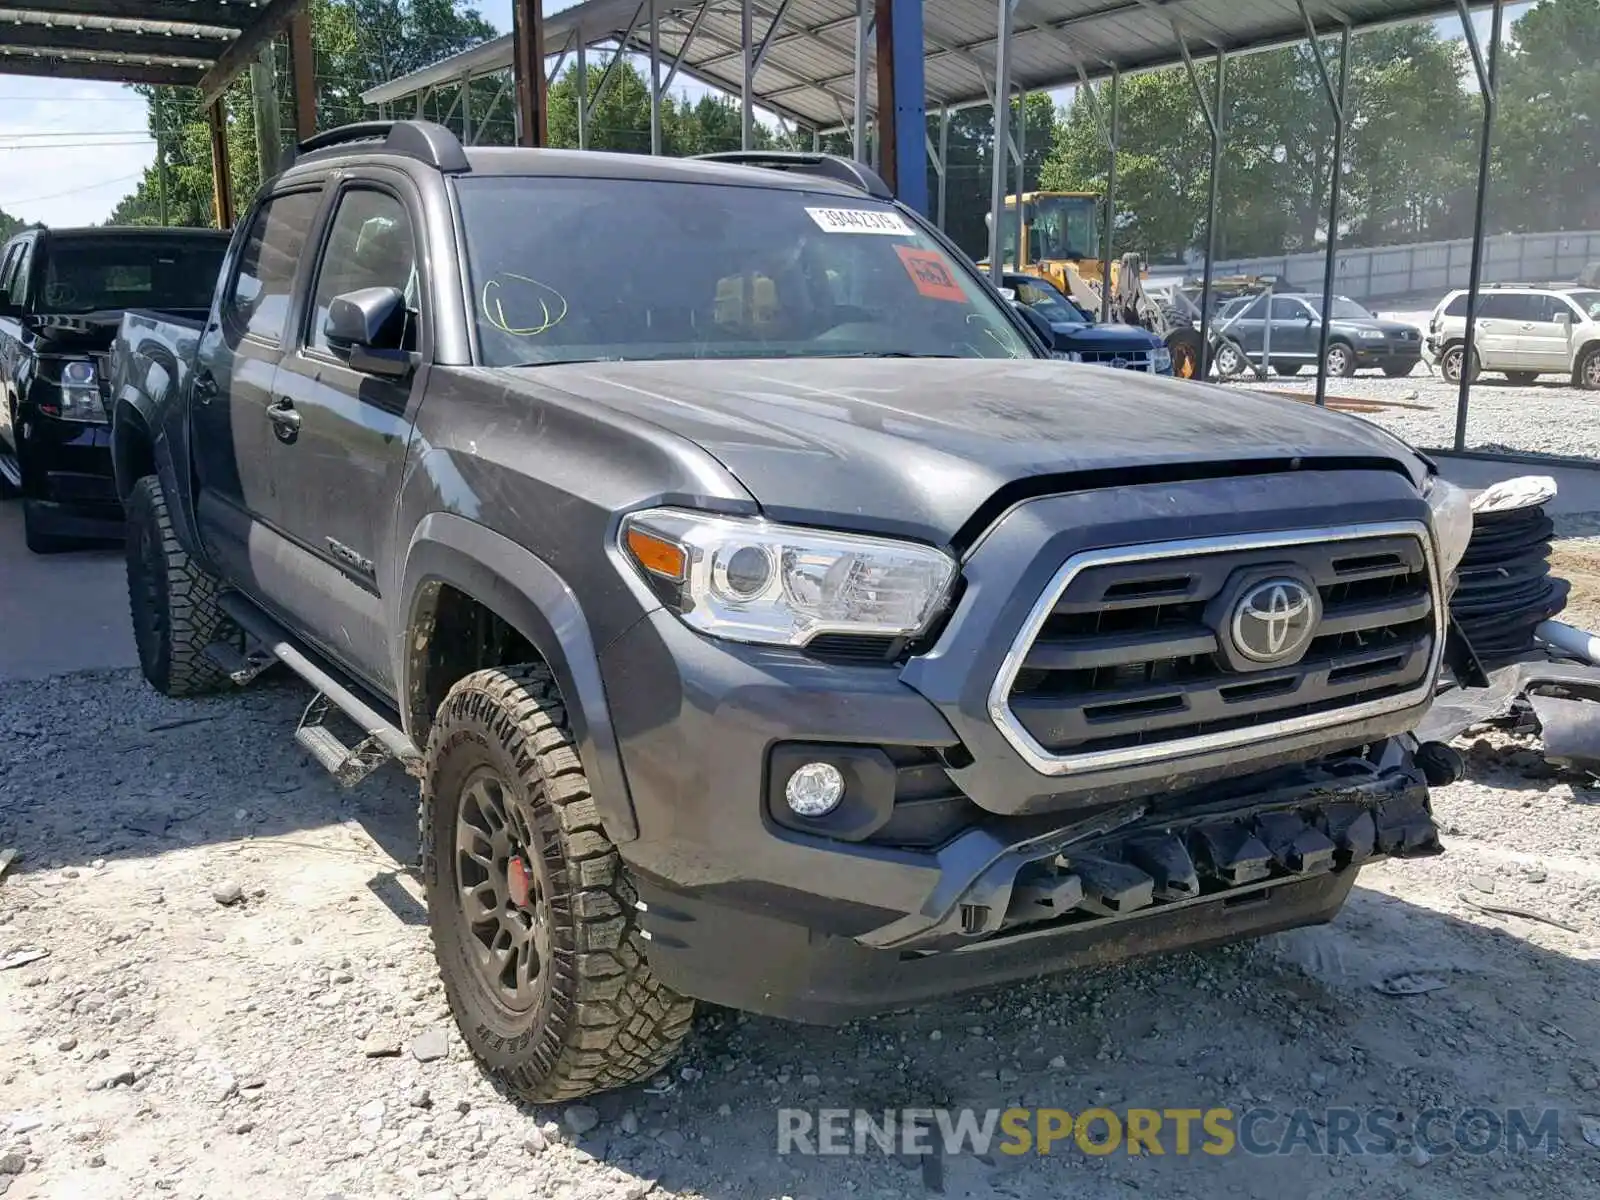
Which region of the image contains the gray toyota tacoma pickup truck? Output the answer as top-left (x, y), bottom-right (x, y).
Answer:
top-left (110, 121), bottom-right (1474, 1103)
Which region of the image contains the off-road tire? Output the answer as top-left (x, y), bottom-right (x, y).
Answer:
top-left (1575, 346), bottom-right (1600, 392)
top-left (1272, 361), bottom-right (1304, 377)
top-left (125, 475), bottom-right (234, 696)
top-left (1382, 364), bottom-right (1415, 378)
top-left (1441, 343), bottom-right (1480, 385)
top-left (420, 665), bottom-right (694, 1103)
top-left (1505, 371), bottom-right (1540, 386)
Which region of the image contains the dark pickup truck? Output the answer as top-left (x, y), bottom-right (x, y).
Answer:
top-left (110, 121), bottom-right (1474, 1103)
top-left (0, 225), bottom-right (229, 551)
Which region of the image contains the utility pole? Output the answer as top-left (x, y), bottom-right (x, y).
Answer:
top-left (155, 94), bottom-right (168, 227)
top-left (249, 44), bottom-right (283, 180)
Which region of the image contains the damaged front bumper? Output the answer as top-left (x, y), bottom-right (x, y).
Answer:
top-left (632, 740), bottom-right (1440, 1023)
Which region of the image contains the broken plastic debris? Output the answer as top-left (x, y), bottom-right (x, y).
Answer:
top-left (1373, 972), bottom-right (1449, 996)
top-left (1469, 475), bottom-right (1557, 514)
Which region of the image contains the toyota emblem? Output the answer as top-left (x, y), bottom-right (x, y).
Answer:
top-left (1230, 578), bottom-right (1319, 664)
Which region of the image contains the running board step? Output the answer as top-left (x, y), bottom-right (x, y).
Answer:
top-left (216, 591), bottom-right (422, 784)
top-left (295, 695), bottom-right (393, 788)
top-left (202, 639), bottom-right (277, 686)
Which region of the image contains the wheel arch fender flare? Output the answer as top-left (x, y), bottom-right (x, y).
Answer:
top-left (398, 512), bottom-right (638, 843)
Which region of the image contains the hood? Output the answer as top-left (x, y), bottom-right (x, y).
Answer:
top-left (499, 358), bottom-right (1425, 544)
top-left (1048, 321), bottom-right (1163, 347)
top-left (1331, 316), bottom-right (1420, 337)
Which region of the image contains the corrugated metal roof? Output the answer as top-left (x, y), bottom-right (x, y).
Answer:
top-left (362, 0), bottom-right (1479, 130)
top-left (0, 0), bottom-right (298, 95)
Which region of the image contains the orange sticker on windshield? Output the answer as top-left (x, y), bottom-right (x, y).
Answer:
top-left (894, 245), bottom-right (967, 303)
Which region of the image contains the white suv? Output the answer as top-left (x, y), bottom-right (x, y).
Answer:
top-left (1423, 285), bottom-right (1600, 389)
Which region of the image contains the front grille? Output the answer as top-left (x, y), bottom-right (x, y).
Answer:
top-left (992, 525), bottom-right (1440, 774)
top-left (1079, 349), bottom-right (1155, 371)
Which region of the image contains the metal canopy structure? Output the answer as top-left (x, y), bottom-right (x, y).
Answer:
top-left (0, 0), bottom-right (305, 101)
top-left (369, 0), bottom-right (1508, 446)
top-left (0, 1), bottom-right (320, 229)
top-left (363, 0), bottom-right (1475, 134)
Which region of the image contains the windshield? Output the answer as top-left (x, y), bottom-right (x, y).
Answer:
top-left (1568, 290), bottom-right (1600, 320)
top-left (455, 177), bottom-right (1032, 367)
top-left (39, 236), bottom-right (226, 315)
top-left (1307, 296), bottom-right (1373, 320)
top-left (1008, 276), bottom-right (1089, 324)
top-left (1030, 195), bottom-right (1099, 261)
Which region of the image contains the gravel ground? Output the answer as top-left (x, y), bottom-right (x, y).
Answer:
top-left (2, 660), bottom-right (1599, 1200)
top-left (1227, 366), bottom-right (1600, 462)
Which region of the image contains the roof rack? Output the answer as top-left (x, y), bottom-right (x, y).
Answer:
top-left (286, 120), bottom-right (470, 174)
top-left (692, 151), bottom-right (892, 200)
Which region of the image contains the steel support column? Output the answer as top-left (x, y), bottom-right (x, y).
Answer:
top-left (741, 0), bottom-right (754, 150)
top-left (1103, 70), bottom-right (1119, 321)
top-left (1298, 6), bottom-right (1351, 407)
top-left (576, 38), bottom-right (587, 149)
top-left (987, 0), bottom-right (1016, 286)
top-left (288, 7), bottom-right (316, 143)
top-left (649, 0), bottom-right (662, 154)
top-left (1454, 0), bottom-right (1504, 450)
top-left (1179, 35), bottom-right (1224, 376)
top-left (512, 0), bottom-right (548, 147)
top-left (461, 73), bottom-right (473, 143)
top-left (207, 99), bottom-right (234, 229)
top-left (937, 103), bottom-right (950, 229)
top-left (1014, 88), bottom-right (1027, 255)
top-left (852, 0), bottom-right (869, 162)
top-left (873, 0), bottom-right (927, 212)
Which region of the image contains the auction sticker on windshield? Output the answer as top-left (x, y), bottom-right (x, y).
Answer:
top-left (894, 245), bottom-right (968, 303)
top-left (805, 207), bottom-right (914, 235)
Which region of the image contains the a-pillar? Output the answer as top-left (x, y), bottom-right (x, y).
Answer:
top-left (874, 0), bottom-right (927, 214)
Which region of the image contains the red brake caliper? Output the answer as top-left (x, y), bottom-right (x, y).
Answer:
top-left (507, 856), bottom-right (531, 909)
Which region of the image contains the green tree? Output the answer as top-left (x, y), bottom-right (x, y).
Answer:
top-left (108, 0), bottom-right (497, 227)
top-left (1494, 0), bottom-right (1600, 232)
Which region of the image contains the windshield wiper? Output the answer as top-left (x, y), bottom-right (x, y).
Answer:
top-left (830, 351), bottom-right (965, 358)
top-left (504, 356), bottom-right (622, 368)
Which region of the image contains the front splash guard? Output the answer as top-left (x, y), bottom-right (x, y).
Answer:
top-left (859, 753), bottom-right (1438, 953)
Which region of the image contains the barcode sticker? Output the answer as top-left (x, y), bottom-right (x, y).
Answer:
top-left (805, 207), bottom-right (914, 235)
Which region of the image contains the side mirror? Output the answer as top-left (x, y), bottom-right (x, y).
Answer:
top-left (1301, 313), bottom-right (1315, 323)
top-left (324, 286), bottom-right (413, 378)
top-left (998, 287), bottom-right (1017, 302)
top-left (1554, 311), bottom-right (1573, 326)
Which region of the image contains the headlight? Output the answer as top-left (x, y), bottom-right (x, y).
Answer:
top-left (1423, 475), bottom-right (1474, 578)
top-left (620, 508), bottom-right (957, 647)
top-left (46, 359), bottom-right (107, 425)
top-left (1052, 350), bottom-right (1082, 362)
top-left (1152, 347), bottom-right (1173, 373)
top-left (1357, 329), bottom-right (1386, 339)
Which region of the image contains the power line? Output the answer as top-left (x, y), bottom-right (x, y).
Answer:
top-left (0, 129), bottom-right (151, 139)
top-left (0, 140), bottom-right (154, 152)
top-left (3, 172), bottom-right (145, 206)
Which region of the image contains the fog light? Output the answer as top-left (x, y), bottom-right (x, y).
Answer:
top-left (784, 761), bottom-right (845, 817)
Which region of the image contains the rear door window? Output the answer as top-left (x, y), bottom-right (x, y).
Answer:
top-left (224, 190), bottom-right (323, 343)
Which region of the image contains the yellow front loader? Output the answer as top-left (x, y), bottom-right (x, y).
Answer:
top-left (979, 191), bottom-right (1205, 379)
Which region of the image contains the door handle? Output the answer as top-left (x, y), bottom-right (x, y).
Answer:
top-left (266, 398), bottom-right (301, 440)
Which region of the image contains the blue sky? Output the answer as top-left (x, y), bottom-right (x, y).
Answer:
top-left (0, 2), bottom-right (1518, 226)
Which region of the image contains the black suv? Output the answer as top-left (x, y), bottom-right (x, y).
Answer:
top-left (111, 122), bottom-right (1472, 1102)
top-left (0, 226), bottom-right (228, 551)
top-left (1213, 292), bottom-right (1423, 379)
